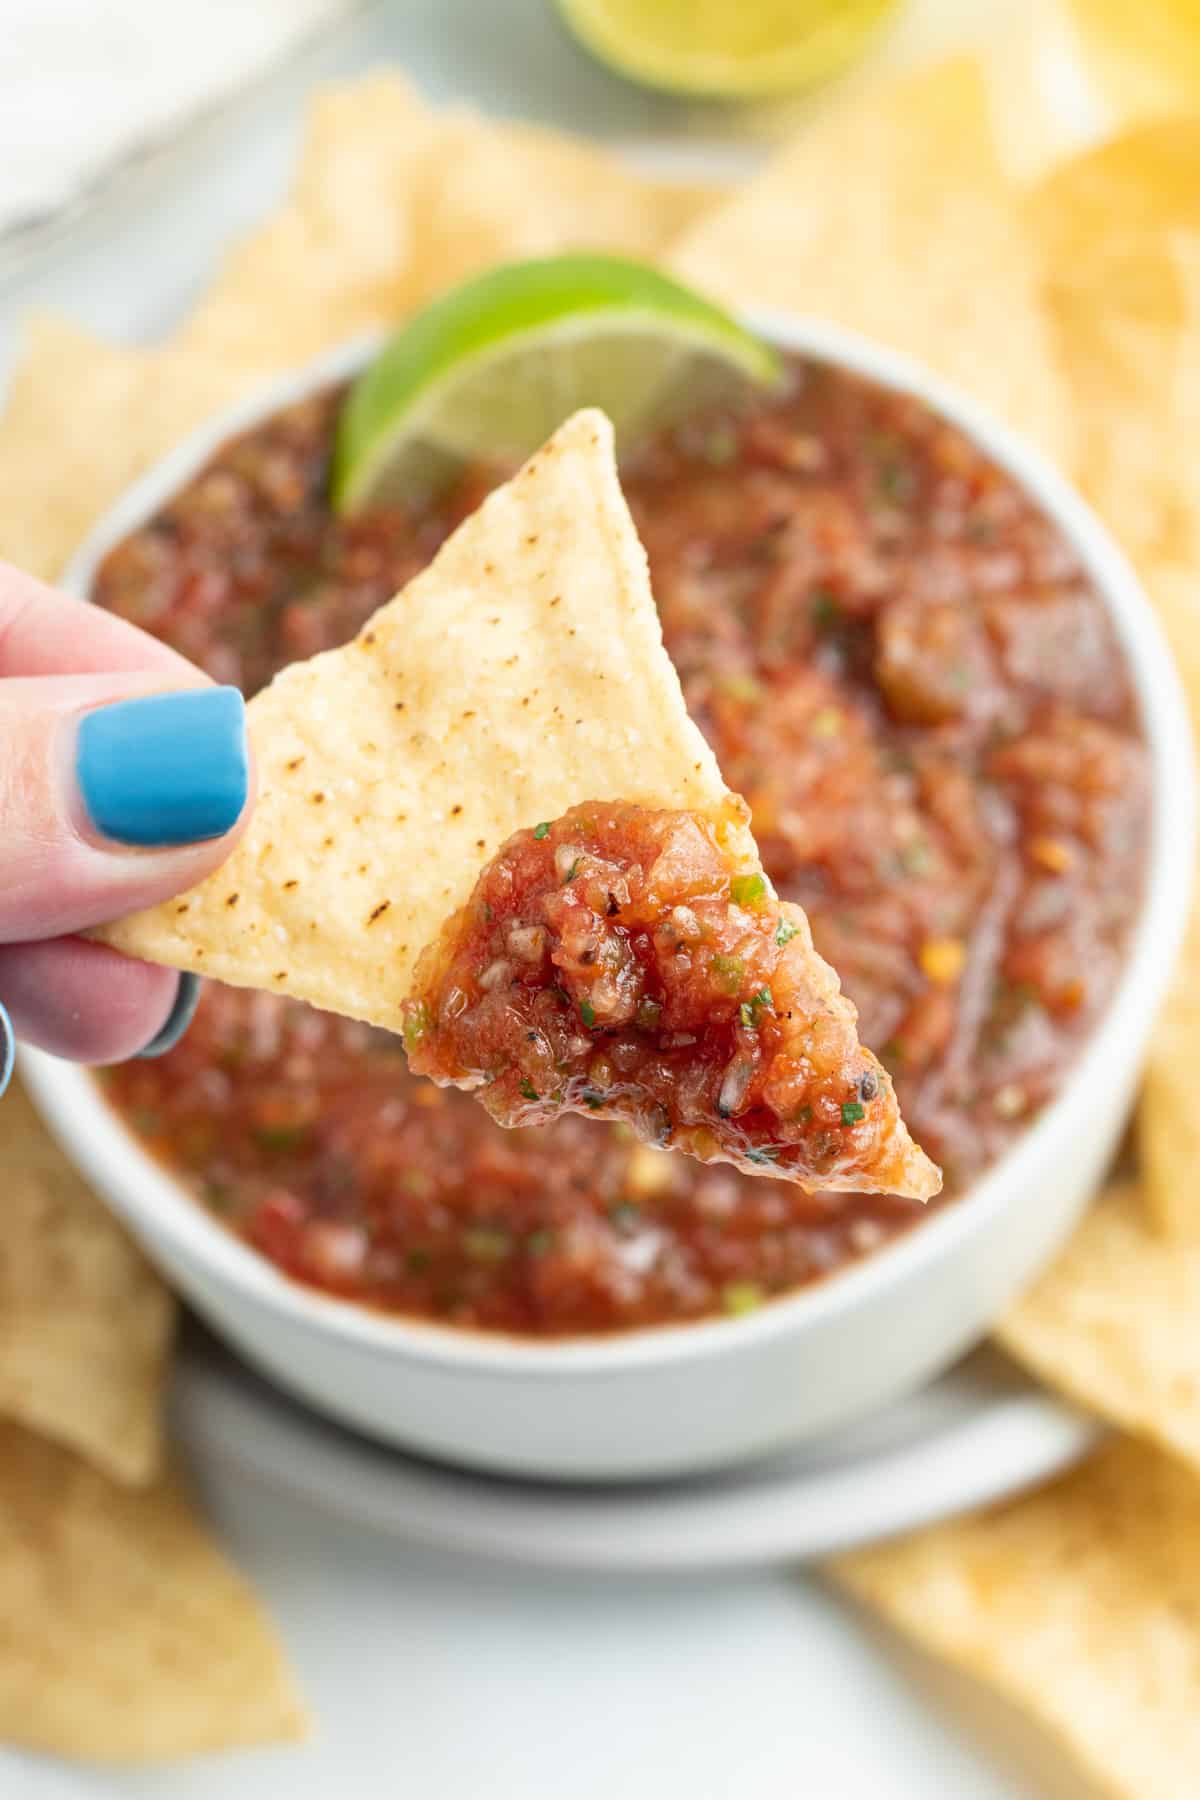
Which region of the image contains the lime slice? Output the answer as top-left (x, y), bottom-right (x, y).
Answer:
top-left (331, 254), bottom-right (780, 514)
top-left (554, 0), bottom-right (898, 98)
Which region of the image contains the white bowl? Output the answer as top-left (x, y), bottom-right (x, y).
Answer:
top-left (20, 313), bottom-right (1196, 1482)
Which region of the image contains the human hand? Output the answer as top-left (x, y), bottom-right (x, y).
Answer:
top-left (0, 561), bottom-right (253, 1094)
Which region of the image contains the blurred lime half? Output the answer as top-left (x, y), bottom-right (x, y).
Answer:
top-left (331, 254), bottom-right (780, 514)
top-left (555, 0), bottom-right (899, 99)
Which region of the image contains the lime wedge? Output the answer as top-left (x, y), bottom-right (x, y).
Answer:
top-left (555, 0), bottom-right (898, 98)
top-left (331, 254), bottom-right (780, 514)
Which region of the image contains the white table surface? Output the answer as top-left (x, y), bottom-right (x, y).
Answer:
top-left (1, 2), bottom-right (1105, 1793)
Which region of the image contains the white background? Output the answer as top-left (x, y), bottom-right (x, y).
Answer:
top-left (1, 2), bottom-right (1107, 1793)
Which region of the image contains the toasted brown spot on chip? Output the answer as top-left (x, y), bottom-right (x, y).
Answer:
top-left (286, 757), bottom-right (304, 772)
top-left (368, 901), bottom-right (391, 924)
top-left (283, 879), bottom-right (298, 891)
top-left (225, 893), bottom-right (239, 908)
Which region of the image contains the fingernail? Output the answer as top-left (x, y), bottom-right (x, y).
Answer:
top-left (136, 972), bottom-right (202, 1059)
top-left (0, 1003), bottom-right (12, 1098)
top-left (77, 687), bottom-right (247, 847)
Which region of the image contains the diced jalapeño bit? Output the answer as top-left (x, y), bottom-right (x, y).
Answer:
top-left (579, 998), bottom-right (596, 1027)
top-left (709, 952), bottom-right (745, 992)
top-left (739, 987), bottom-right (773, 1028)
top-left (730, 872), bottom-right (767, 910)
top-left (841, 1100), bottom-right (866, 1126)
top-left (533, 821), bottom-right (551, 840)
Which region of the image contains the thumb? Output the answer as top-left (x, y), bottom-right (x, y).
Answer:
top-left (0, 671), bottom-right (251, 943)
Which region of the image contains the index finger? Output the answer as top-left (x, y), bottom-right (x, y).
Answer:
top-left (0, 560), bottom-right (197, 681)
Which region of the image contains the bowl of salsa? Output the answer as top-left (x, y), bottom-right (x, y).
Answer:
top-left (20, 313), bottom-right (1194, 1479)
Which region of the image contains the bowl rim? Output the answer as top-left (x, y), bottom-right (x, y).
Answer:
top-left (20, 307), bottom-right (1197, 1379)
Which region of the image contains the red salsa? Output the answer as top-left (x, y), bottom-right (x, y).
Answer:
top-left (404, 802), bottom-right (938, 1199)
top-left (96, 355), bottom-right (1148, 1335)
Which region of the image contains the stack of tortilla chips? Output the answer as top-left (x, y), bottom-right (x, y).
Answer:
top-left (4, 47), bottom-right (1200, 1788)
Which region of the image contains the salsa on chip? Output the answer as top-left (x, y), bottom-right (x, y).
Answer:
top-left (405, 800), bottom-right (936, 1197)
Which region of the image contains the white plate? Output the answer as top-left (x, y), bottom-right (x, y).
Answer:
top-left (172, 1330), bottom-right (1100, 1573)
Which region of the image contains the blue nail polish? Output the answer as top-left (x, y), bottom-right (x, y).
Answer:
top-left (136, 972), bottom-right (202, 1059)
top-left (77, 688), bottom-right (247, 847)
top-left (0, 1003), bottom-right (13, 1099)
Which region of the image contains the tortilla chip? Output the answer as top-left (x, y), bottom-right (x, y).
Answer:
top-left (97, 411), bottom-right (729, 1027)
top-left (1142, 948), bottom-right (1200, 1240)
top-left (176, 75), bottom-right (446, 374)
top-left (0, 72), bottom-right (717, 589)
top-left (996, 1179), bottom-right (1200, 1476)
top-left (0, 320), bottom-right (251, 582)
top-left (1027, 130), bottom-right (1200, 1235)
top-left (1029, 128), bottom-right (1200, 568)
top-left (0, 1421), bottom-right (305, 1760)
top-left (831, 1435), bottom-right (1200, 1799)
top-left (0, 1081), bottom-right (173, 1485)
top-left (669, 57), bottom-right (1073, 468)
top-left (1139, 525), bottom-right (1200, 1243)
top-left (178, 72), bottom-right (720, 376)
top-left (407, 112), bottom-right (721, 310)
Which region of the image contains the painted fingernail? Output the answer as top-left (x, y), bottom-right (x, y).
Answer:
top-left (136, 972), bottom-right (202, 1059)
top-left (0, 1002), bottom-right (13, 1099)
top-left (77, 687), bottom-right (247, 847)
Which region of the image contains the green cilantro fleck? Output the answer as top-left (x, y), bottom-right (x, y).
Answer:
top-left (811, 589), bottom-right (839, 630)
top-left (739, 988), bottom-right (774, 1028)
top-left (607, 1200), bottom-right (641, 1233)
top-left (402, 1001), bottom-right (429, 1053)
top-left (252, 1123), bottom-right (308, 1151)
top-left (563, 857), bottom-right (582, 883)
top-left (775, 917), bottom-right (800, 947)
top-left (580, 1085), bottom-right (607, 1109)
top-left (841, 1100), bottom-right (866, 1126)
top-left (743, 1145), bottom-right (780, 1166)
top-left (579, 998), bottom-right (597, 1028)
top-left (518, 1077), bottom-right (539, 1102)
top-left (533, 821), bottom-right (551, 840)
